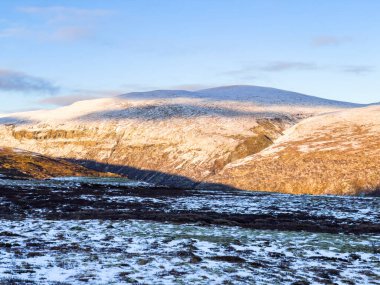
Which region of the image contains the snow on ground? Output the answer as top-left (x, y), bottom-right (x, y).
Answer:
top-left (225, 105), bottom-right (380, 160)
top-left (49, 177), bottom-right (154, 187)
top-left (0, 177), bottom-right (379, 284)
top-left (1, 177), bottom-right (378, 223)
top-left (277, 105), bottom-right (380, 144)
top-left (0, 85), bottom-right (365, 125)
top-left (0, 219), bottom-right (379, 285)
top-left (119, 85), bottom-right (364, 107)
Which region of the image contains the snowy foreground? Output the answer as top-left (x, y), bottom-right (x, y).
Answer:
top-left (0, 178), bottom-right (379, 284)
top-left (0, 220), bottom-right (379, 285)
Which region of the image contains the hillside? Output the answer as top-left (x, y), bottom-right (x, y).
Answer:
top-left (0, 147), bottom-right (109, 179)
top-left (0, 85), bottom-right (377, 194)
top-left (207, 106), bottom-right (380, 195)
top-left (120, 85), bottom-right (363, 107)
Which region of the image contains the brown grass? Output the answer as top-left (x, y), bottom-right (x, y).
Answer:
top-left (0, 147), bottom-right (114, 179)
top-left (212, 125), bottom-right (380, 195)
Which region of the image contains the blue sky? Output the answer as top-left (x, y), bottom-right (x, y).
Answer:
top-left (0, 0), bottom-right (379, 112)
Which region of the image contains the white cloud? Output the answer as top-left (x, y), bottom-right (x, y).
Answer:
top-left (221, 61), bottom-right (318, 79)
top-left (260, 61), bottom-right (318, 72)
top-left (312, 36), bottom-right (352, 47)
top-left (18, 6), bottom-right (113, 23)
top-left (342, 65), bottom-right (374, 74)
top-left (38, 89), bottom-right (121, 106)
top-left (50, 26), bottom-right (91, 41)
top-left (0, 6), bottom-right (114, 42)
top-left (0, 69), bottom-right (58, 94)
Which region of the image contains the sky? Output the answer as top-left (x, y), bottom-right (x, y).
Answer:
top-left (0, 0), bottom-right (379, 112)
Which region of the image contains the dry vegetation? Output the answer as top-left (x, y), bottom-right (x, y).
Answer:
top-left (211, 108), bottom-right (380, 195)
top-left (0, 147), bottom-right (111, 179)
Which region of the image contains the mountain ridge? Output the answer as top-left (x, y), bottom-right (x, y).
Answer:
top-left (119, 85), bottom-right (365, 107)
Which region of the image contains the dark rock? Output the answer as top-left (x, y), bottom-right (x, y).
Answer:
top-left (210, 255), bottom-right (246, 263)
top-left (189, 255), bottom-right (202, 264)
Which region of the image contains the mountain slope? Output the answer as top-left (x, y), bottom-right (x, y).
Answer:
top-left (0, 85), bottom-right (376, 194)
top-left (0, 147), bottom-right (109, 179)
top-left (0, 98), bottom-right (299, 186)
top-left (207, 106), bottom-right (380, 195)
top-left (120, 85), bottom-right (363, 107)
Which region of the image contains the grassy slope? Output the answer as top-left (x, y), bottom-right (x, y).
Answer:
top-left (210, 106), bottom-right (380, 195)
top-left (0, 147), bottom-right (111, 179)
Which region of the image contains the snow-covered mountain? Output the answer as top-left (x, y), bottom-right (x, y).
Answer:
top-left (0, 85), bottom-right (365, 125)
top-left (120, 85), bottom-right (363, 107)
top-left (0, 85), bottom-right (378, 194)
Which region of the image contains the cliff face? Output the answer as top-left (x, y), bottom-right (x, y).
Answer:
top-left (0, 86), bottom-right (376, 194)
top-left (208, 106), bottom-right (380, 195)
top-left (0, 147), bottom-right (107, 179)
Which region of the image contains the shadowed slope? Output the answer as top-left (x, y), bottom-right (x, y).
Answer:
top-left (77, 104), bottom-right (294, 121)
top-left (0, 147), bottom-right (112, 179)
